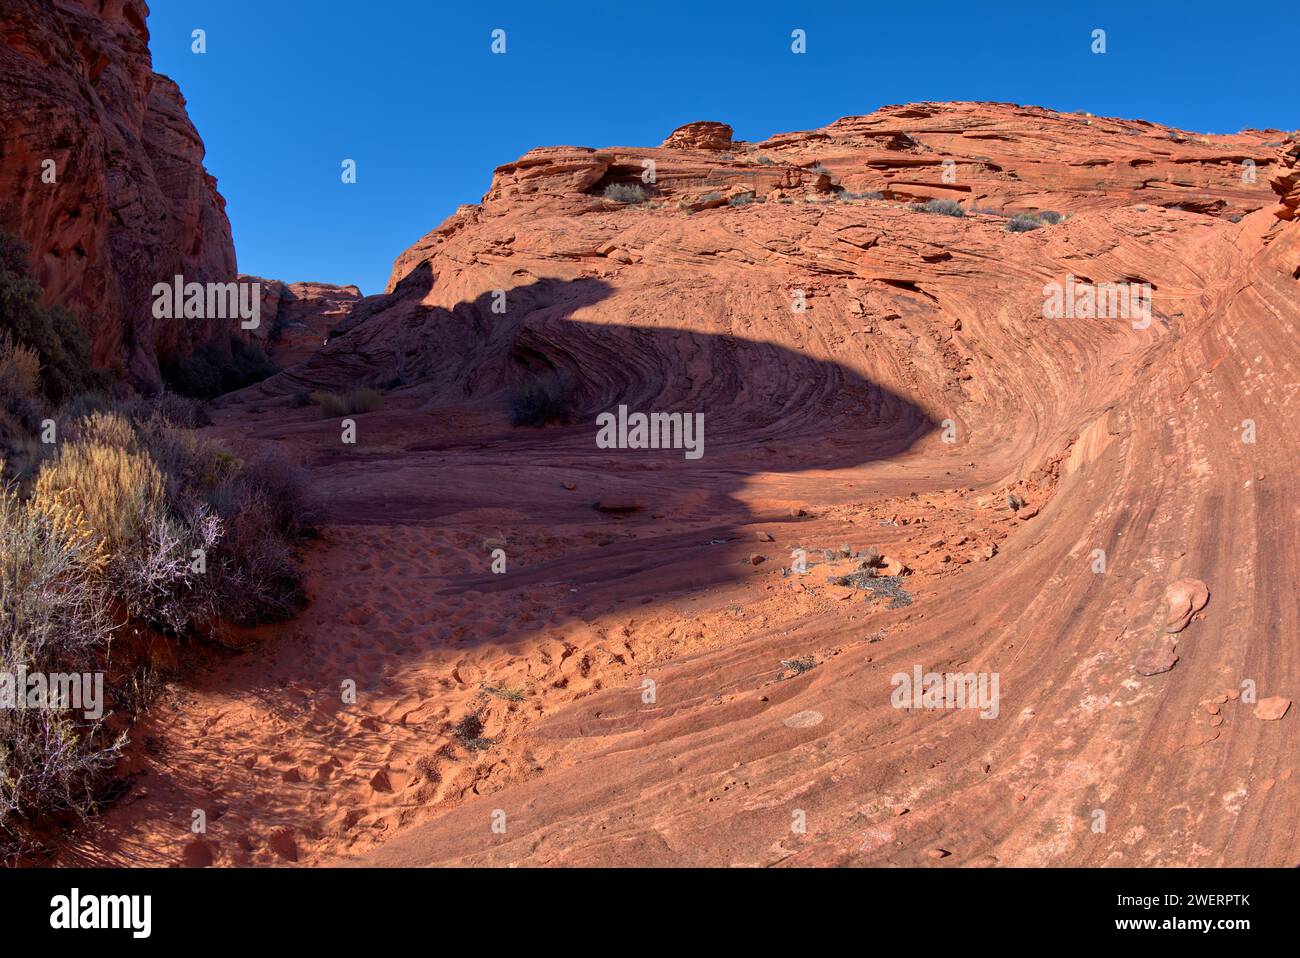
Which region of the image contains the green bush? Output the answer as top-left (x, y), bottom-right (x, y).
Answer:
top-left (0, 233), bottom-right (104, 405)
top-left (161, 336), bottom-right (279, 399)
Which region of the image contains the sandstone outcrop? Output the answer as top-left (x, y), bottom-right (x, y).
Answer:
top-left (144, 102), bottom-right (1294, 869)
top-left (0, 0), bottom-right (238, 386)
top-left (662, 120), bottom-right (733, 151)
top-left (242, 276), bottom-right (362, 367)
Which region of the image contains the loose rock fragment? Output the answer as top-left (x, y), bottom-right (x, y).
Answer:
top-left (1256, 697), bottom-right (1292, 721)
top-left (1163, 578), bottom-right (1210, 633)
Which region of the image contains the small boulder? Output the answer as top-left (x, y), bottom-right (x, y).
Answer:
top-left (881, 556), bottom-right (910, 576)
top-left (1256, 696), bottom-right (1292, 721)
top-left (1163, 578), bottom-right (1210, 633)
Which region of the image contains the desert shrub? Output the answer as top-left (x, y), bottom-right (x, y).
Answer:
top-left (1037, 210), bottom-right (1064, 225)
top-left (509, 371), bottom-right (578, 427)
top-left (310, 388), bottom-right (383, 417)
top-left (132, 416), bottom-right (226, 501)
top-left (601, 183), bottom-right (649, 204)
top-left (116, 508), bottom-right (222, 636)
top-left (200, 450), bottom-right (316, 627)
top-left (1005, 214), bottom-right (1044, 232)
top-left (161, 336), bottom-right (279, 399)
top-left (0, 234), bottom-right (103, 405)
top-left (0, 484), bottom-right (123, 859)
top-left (231, 448), bottom-right (320, 540)
top-left (57, 392), bottom-right (110, 423)
top-left (0, 334), bottom-right (44, 448)
top-left (911, 199), bottom-right (965, 217)
top-left (147, 390), bottom-right (207, 429)
top-left (69, 410), bottom-right (137, 450)
top-left (26, 411), bottom-right (316, 636)
top-left (728, 194), bottom-right (752, 206)
top-left (32, 440), bottom-right (164, 560)
top-left (0, 334), bottom-right (39, 400)
top-left (756, 156), bottom-right (775, 165)
top-left (0, 436), bottom-right (50, 485)
top-left (130, 422), bottom-right (315, 629)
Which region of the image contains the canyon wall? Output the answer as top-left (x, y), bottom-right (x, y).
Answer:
top-left (0, 0), bottom-right (237, 386)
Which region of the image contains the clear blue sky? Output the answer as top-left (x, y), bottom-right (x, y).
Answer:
top-left (148, 1), bottom-right (1298, 294)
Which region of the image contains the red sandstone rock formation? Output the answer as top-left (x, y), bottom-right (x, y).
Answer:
top-left (0, 0), bottom-right (237, 386)
top-left (242, 276), bottom-right (362, 367)
top-left (1270, 139), bottom-right (1300, 220)
top-left (662, 120), bottom-right (733, 151)
top-left (86, 102), bottom-right (1290, 869)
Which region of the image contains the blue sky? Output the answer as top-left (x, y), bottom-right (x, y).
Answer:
top-left (149, 1), bottom-right (1298, 294)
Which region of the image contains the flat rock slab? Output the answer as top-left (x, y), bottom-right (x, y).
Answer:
top-left (1256, 696), bottom-right (1292, 721)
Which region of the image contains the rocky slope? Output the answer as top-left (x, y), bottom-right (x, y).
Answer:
top-left (68, 102), bottom-right (1300, 868)
top-left (0, 0), bottom-right (237, 386)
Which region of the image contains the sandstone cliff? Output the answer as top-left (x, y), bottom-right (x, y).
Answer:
top-left (242, 276), bottom-right (362, 368)
top-left (0, 0), bottom-right (237, 386)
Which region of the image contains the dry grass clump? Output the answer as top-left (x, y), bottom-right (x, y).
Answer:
top-left (910, 198), bottom-right (965, 217)
top-left (33, 436), bottom-right (165, 557)
top-left (310, 388), bottom-right (383, 417)
top-left (1005, 213), bottom-right (1044, 232)
top-left (600, 182), bottom-right (649, 204)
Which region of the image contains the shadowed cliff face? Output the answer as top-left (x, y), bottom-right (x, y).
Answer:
top-left (0, 0), bottom-right (237, 386)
